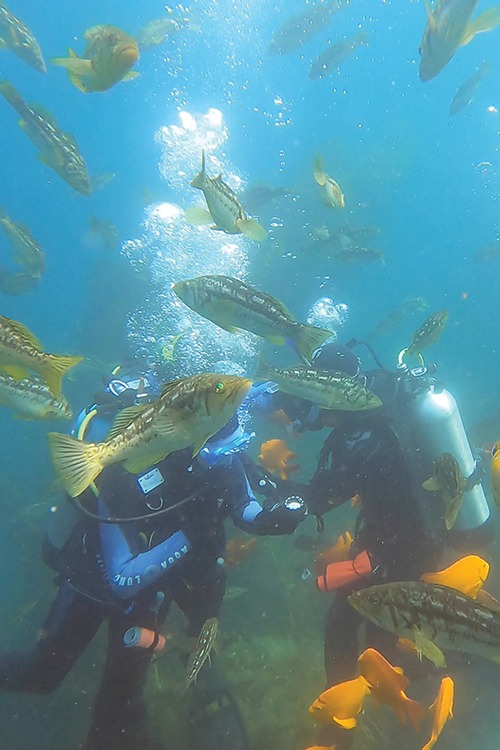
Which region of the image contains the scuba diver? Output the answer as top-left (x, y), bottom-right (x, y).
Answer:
top-left (258, 341), bottom-right (493, 750)
top-left (0, 366), bottom-right (307, 750)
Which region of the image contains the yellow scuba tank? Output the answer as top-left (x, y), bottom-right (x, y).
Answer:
top-left (392, 358), bottom-right (491, 548)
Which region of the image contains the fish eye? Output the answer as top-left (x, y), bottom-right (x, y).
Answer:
top-left (214, 381), bottom-right (225, 394)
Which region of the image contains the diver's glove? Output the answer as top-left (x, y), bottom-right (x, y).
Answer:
top-left (255, 496), bottom-right (307, 535)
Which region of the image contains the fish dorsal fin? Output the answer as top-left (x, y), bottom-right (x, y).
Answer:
top-left (160, 378), bottom-right (184, 399)
top-left (3, 317), bottom-right (42, 350)
top-left (29, 103), bottom-right (58, 127)
top-left (105, 403), bottom-right (148, 440)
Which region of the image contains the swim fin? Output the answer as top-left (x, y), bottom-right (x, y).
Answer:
top-left (188, 661), bottom-right (249, 750)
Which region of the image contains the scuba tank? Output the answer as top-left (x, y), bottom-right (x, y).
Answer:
top-left (346, 338), bottom-right (492, 549)
top-left (390, 360), bottom-right (491, 549)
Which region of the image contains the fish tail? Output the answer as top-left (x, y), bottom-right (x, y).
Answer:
top-left (293, 324), bottom-right (331, 363)
top-left (48, 432), bottom-right (104, 497)
top-left (254, 354), bottom-right (273, 382)
top-left (236, 218), bottom-right (268, 242)
top-left (401, 695), bottom-right (426, 732)
top-left (190, 150), bottom-right (206, 189)
top-left (39, 354), bottom-right (83, 398)
top-left (0, 80), bottom-right (26, 116)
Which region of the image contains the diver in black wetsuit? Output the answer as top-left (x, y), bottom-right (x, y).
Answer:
top-left (257, 343), bottom-right (442, 750)
top-left (0, 370), bottom-right (306, 750)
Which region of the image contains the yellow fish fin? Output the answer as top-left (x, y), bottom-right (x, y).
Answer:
top-left (184, 206), bottom-right (213, 226)
top-left (122, 450), bottom-right (169, 474)
top-left (154, 413), bottom-right (181, 438)
top-left (38, 150), bottom-right (61, 169)
top-left (47, 432), bottom-right (103, 498)
top-left (105, 404), bottom-right (149, 441)
top-left (0, 365), bottom-right (30, 380)
top-left (122, 71), bottom-right (140, 82)
top-left (68, 73), bottom-right (88, 93)
top-left (51, 52), bottom-right (93, 75)
top-left (293, 323), bottom-right (331, 363)
top-left (5, 318), bottom-right (42, 349)
top-left (264, 334), bottom-right (286, 345)
top-left (236, 218), bottom-right (268, 241)
top-left (192, 439), bottom-right (207, 457)
top-left (39, 354), bottom-right (83, 399)
top-left (425, 1), bottom-right (438, 32)
top-left (422, 475), bottom-right (441, 491)
top-left (313, 154), bottom-right (327, 186)
top-left (412, 627), bottom-right (446, 668)
top-left (461, 6), bottom-right (500, 46)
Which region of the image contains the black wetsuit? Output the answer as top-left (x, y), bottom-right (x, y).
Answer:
top-left (0, 446), bottom-right (303, 750)
top-left (304, 376), bottom-right (440, 748)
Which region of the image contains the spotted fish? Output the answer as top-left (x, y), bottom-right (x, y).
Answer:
top-left (422, 452), bottom-right (471, 530)
top-left (0, 374), bottom-right (72, 420)
top-left (185, 151), bottom-right (267, 241)
top-left (185, 617), bottom-right (219, 690)
top-left (406, 310), bottom-right (448, 357)
top-left (0, 206), bottom-right (45, 278)
top-left (0, 2), bottom-right (46, 72)
top-left (48, 374), bottom-right (251, 497)
top-left (256, 357), bottom-right (382, 411)
top-left (0, 80), bottom-right (92, 196)
top-left (349, 581), bottom-right (500, 668)
top-left (173, 274), bottom-right (331, 363)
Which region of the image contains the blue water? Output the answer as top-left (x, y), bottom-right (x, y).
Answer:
top-left (0, 0), bottom-right (500, 747)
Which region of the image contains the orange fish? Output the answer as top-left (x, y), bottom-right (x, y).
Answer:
top-left (396, 637), bottom-right (418, 656)
top-left (314, 531), bottom-right (353, 576)
top-left (258, 438), bottom-right (299, 480)
top-left (491, 441), bottom-right (500, 506)
top-left (269, 407), bottom-right (294, 429)
top-left (421, 555), bottom-right (489, 599)
top-left (308, 675), bottom-right (371, 729)
top-left (422, 676), bottom-right (454, 750)
top-left (358, 648), bottom-right (425, 731)
top-left (304, 746), bottom-right (336, 750)
top-left (225, 537), bottom-right (257, 567)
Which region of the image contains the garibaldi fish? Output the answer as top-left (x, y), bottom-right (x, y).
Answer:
top-left (52, 25), bottom-right (140, 93)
